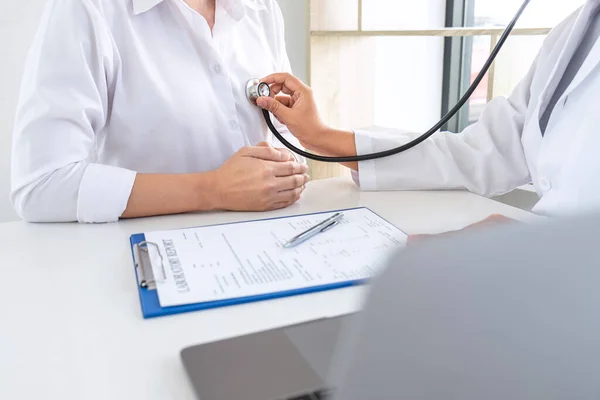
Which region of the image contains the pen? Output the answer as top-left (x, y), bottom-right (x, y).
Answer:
top-left (283, 212), bottom-right (345, 248)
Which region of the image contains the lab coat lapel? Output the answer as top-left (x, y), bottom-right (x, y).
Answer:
top-left (536, 4), bottom-right (594, 118)
top-left (523, 5), bottom-right (593, 180)
top-left (562, 4), bottom-right (600, 99)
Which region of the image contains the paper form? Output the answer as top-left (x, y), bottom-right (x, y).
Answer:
top-left (143, 208), bottom-right (408, 307)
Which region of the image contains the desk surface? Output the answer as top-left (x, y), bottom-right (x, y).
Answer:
top-left (0, 178), bottom-right (535, 400)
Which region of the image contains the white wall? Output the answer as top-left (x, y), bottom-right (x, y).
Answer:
top-left (277, 0), bottom-right (308, 82)
top-left (0, 0), bottom-right (309, 223)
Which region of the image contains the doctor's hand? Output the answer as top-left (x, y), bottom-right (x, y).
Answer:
top-left (258, 73), bottom-right (359, 166)
top-left (257, 73), bottom-right (329, 150)
top-left (210, 143), bottom-right (309, 212)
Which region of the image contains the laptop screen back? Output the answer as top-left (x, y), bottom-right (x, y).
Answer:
top-left (181, 315), bottom-right (355, 400)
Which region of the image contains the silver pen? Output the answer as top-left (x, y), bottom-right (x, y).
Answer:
top-left (283, 212), bottom-right (345, 248)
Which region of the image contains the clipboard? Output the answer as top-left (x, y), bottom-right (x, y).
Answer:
top-left (130, 207), bottom-right (402, 319)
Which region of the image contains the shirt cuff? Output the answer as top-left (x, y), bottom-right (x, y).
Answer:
top-left (77, 163), bottom-right (137, 223)
top-left (353, 130), bottom-right (377, 191)
top-left (351, 170), bottom-right (361, 187)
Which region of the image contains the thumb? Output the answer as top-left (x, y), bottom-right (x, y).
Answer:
top-left (256, 141), bottom-right (292, 160)
top-left (242, 144), bottom-right (288, 162)
top-left (257, 96), bottom-right (291, 123)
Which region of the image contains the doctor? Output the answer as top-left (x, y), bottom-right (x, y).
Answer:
top-left (258, 1), bottom-right (600, 218)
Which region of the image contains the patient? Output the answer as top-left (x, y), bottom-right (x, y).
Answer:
top-left (10, 0), bottom-right (307, 223)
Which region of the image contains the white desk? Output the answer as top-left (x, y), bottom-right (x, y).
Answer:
top-left (0, 178), bottom-right (535, 400)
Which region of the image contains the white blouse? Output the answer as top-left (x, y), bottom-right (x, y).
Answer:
top-left (11, 0), bottom-right (302, 223)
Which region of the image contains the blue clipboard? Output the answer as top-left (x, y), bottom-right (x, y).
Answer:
top-left (130, 207), bottom-right (397, 319)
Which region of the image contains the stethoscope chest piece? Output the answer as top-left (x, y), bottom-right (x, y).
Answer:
top-left (246, 79), bottom-right (271, 106)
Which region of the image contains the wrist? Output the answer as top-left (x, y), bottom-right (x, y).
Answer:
top-left (192, 171), bottom-right (222, 211)
top-left (303, 127), bottom-right (357, 157)
top-left (301, 125), bottom-right (331, 152)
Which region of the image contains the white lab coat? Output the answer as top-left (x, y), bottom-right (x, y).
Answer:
top-left (355, 0), bottom-right (600, 216)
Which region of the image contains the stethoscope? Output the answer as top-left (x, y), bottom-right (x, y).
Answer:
top-left (246, 0), bottom-right (531, 163)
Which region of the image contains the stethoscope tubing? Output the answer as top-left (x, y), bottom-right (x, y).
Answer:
top-left (260, 0), bottom-right (531, 163)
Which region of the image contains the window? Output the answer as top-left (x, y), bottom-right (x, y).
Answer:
top-left (310, 0), bottom-right (446, 134)
top-left (463, 0), bottom-right (584, 125)
top-left (308, 0), bottom-right (583, 178)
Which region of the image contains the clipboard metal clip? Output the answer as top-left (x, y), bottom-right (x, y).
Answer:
top-left (134, 241), bottom-right (167, 290)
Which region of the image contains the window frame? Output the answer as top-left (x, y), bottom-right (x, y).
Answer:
top-left (441, 0), bottom-right (475, 132)
top-left (307, 0), bottom-right (551, 126)
top-left (306, 0), bottom-right (551, 178)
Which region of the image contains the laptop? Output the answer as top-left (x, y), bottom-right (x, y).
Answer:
top-left (181, 213), bottom-right (600, 400)
top-left (180, 314), bottom-right (357, 400)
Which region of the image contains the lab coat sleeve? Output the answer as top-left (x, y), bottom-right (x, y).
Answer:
top-left (10, 0), bottom-right (136, 223)
top-left (266, 1), bottom-right (306, 165)
top-left (354, 58), bottom-right (538, 197)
